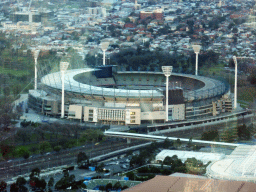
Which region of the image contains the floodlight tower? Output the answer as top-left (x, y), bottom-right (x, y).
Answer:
top-left (233, 56), bottom-right (238, 110)
top-left (232, 56), bottom-right (255, 110)
top-left (32, 49), bottom-right (40, 90)
top-left (101, 41), bottom-right (110, 66)
top-left (192, 45), bottom-right (201, 76)
top-left (162, 66), bottom-right (173, 122)
top-left (60, 61), bottom-right (69, 118)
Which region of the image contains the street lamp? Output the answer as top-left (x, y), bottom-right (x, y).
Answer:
top-left (162, 66), bottom-right (173, 122)
top-left (32, 49), bottom-right (40, 90)
top-left (60, 61), bottom-right (69, 118)
top-left (101, 41), bottom-right (110, 66)
top-left (192, 45), bottom-right (201, 76)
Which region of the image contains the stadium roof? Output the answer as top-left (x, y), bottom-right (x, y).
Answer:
top-left (41, 68), bottom-right (226, 100)
top-left (41, 68), bottom-right (163, 98)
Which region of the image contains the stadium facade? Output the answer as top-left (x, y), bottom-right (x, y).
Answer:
top-left (28, 66), bottom-right (233, 125)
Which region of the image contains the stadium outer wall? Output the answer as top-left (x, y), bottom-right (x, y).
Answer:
top-left (28, 67), bottom-right (232, 125)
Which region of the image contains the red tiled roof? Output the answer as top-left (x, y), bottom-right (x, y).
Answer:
top-left (123, 175), bottom-right (256, 192)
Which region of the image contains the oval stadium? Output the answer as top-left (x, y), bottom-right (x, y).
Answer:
top-left (28, 65), bottom-right (232, 125)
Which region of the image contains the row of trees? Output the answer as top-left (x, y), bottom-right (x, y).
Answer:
top-left (201, 124), bottom-right (256, 142)
top-left (55, 171), bottom-right (86, 191)
top-left (0, 32), bottom-right (34, 97)
top-left (18, 122), bottom-right (105, 145)
top-left (0, 167), bottom-right (86, 192)
top-left (129, 139), bottom-right (173, 168)
top-left (1, 121), bottom-right (105, 159)
top-left (97, 182), bottom-right (128, 192)
top-left (126, 154), bottom-right (187, 182)
top-left (85, 45), bottom-right (220, 74)
top-left (162, 155), bottom-right (187, 173)
top-left (0, 168), bottom-right (53, 192)
top-left (0, 96), bottom-right (22, 131)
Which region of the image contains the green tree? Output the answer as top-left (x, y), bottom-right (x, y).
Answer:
top-left (232, 27), bottom-right (238, 33)
top-left (237, 124), bottom-right (251, 140)
top-left (163, 138), bottom-right (172, 149)
top-left (187, 137), bottom-right (193, 148)
top-left (126, 171), bottom-right (135, 180)
top-left (16, 177), bottom-right (26, 189)
top-left (130, 154), bottom-right (146, 167)
top-left (0, 113), bottom-right (11, 129)
top-left (228, 22), bottom-right (235, 29)
top-left (23, 150), bottom-right (30, 159)
top-left (54, 145), bottom-right (62, 152)
top-left (122, 185), bottom-right (129, 190)
top-left (185, 157), bottom-right (203, 167)
top-left (0, 181), bottom-right (7, 192)
top-left (48, 177), bottom-right (54, 188)
top-left (163, 155), bottom-right (186, 173)
top-left (16, 147), bottom-right (30, 159)
top-left (105, 183), bottom-right (112, 192)
top-left (221, 129), bottom-right (238, 142)
top-left (248, 72), bottom-right (256, 85)
top-left (37, 179), bottom-right (47, 191)
top-left (0, 144), bottom-right (14, 158)
top-left (30, 167), bottom-right (40, 178)
top-left (77, 152), bottom-right (89, 168)
top-left (163, 156), bottom-right (174, 165)
top-left (96, 163), bottom-right (104, 173)
top-left (39, 141), bottom-right (51, 154)
top-left (175, 138), bottom-right (181, 147)
top-left (16, 129), bottom-right (31, 144)
top-left (113, 181), bottom-right (122, 190)
top-left (10, 183), bottom-right (18, 192)
top-left (123, 17), bottom-right (130, 23)
top-left (55, 173), bottom-right (76, 190)
top-left (30, 177), bottom-right (46, 191)
top-left (201, 130), bottom-right (219, 141)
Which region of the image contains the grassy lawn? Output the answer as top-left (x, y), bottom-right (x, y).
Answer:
top-left (0, 66), bottom-right (30, 77)
top-left (237, 86), bottom-right (256, 103)
top-left (201, 63), bottom-right (256, 105)
top-left (238, 100), bottom-right (249, 108)
top-left (201, 63), bottom-right (225, 75)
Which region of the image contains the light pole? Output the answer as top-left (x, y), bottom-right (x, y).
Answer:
top-left (192, 45), bottom-right (201, 76)
top-left (101, 41), bottom-right (110, 66)
top-left (232, 56), bottom-right (256, 110)
top-left (233, 56), bottom-right (238, 110)
top-left (95, 54), bottom-right (97, 66)
top-left (60, 61), bottom-right (69, 118)
top-left (32, 49), bottom-right (40, 90)
top-left (162, 66), bottom-right (173, 122)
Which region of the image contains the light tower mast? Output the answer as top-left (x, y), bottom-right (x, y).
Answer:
top-left (32, 49), bottom-right (40, 90)
top-left (101, 41), bottom-right (110, 66)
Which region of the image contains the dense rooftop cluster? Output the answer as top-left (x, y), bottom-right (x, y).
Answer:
top-left (0, 0), bottom-right (255, 64)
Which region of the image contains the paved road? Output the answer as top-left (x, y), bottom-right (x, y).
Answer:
top-left (0, 140), bottom-right (144, 182)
